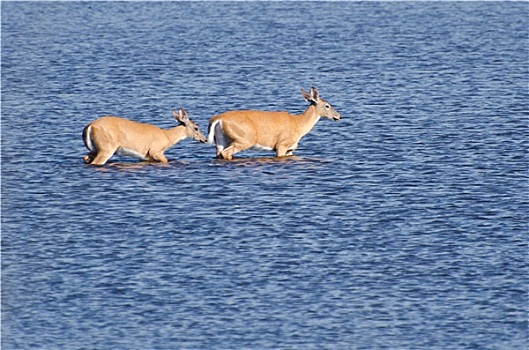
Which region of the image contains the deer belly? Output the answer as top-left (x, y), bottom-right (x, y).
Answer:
top-left (116, 147), bottom-right (148, 160)
top-left (252, 144), bottom-right (274, 151)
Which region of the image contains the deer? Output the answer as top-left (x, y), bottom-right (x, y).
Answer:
top-left (207, 87), bottom-right (341, 160)
top-left (83, 108), bottom-right (207, 165)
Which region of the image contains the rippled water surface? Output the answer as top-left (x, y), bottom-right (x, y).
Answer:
top-left (2, 2), bottom-right (528, 349)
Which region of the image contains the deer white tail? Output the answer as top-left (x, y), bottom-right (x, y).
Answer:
top-left (207, 120), bottom-right (221, 145)
top-left (83, 125), bottom-right (95, 151)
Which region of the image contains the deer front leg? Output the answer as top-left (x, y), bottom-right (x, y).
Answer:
top-left (149, 150), bottom-right (168, 163)
top-left (285, 141), bottom-right (298, 156)
top-left (276, 143), bottom-right (294, 157)
top-left (276, 138), bottom-right (299, 157)
top-left (154, 154), bottom-right (169, 163)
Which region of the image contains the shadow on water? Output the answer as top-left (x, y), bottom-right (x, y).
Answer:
top-left (80, 159), bottom-right (187, 172)
top-left (79, 155), bottom-right (334, 172)
top-left (209, 155), bottom-right (334, 167)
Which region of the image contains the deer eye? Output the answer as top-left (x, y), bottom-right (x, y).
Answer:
top-left (325, 104), bottom-right (331, 109)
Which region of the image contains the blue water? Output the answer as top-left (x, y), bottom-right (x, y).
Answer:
top-left (2, 2), bottom-right (528, 349)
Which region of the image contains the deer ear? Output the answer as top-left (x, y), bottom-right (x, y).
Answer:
top-left (174, 108), bottom-right (189, 124)
top-left (301, 88), bottom-right (318, 104)
top-left (179, 108), bottom-right (189, 120)
top-left (301, 89), bottom-right (313, 103)
top-left (310, 86), bottom-right (319, 101)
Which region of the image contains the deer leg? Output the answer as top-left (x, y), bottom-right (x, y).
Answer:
top-left (149, 151), bottom-right (168, 163)
top-left (90, 149), bottom-right (116, 166)
top-left (284, 142), bottom-right (298, 157)
top-left (219, 147), bottom-right (236, 160)
top-left (91, 153), bottom-right (113, 165)
top-left (86, 128), bottom-right (117, 165)
top-left (276, 145), bottom-right (290, 157)
top-left (214, 130), bottom-right (229, 158)
top-left (220, 142), bottom-right (249, 160)
top-left (215, 144), bottom-right (225, 158)
top-left (84, 153), bottom-right (95, 164)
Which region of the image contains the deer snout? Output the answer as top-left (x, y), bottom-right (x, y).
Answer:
top-left (333, 114), bottom-right (342, 121)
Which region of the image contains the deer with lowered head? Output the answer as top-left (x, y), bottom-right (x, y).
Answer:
top-left (83, 108), bottom-right (206, 165)
top-left (207, 87), bottom-right (341, 160)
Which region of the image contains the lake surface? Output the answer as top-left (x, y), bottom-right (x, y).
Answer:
top-left (1, 2), bottom-right (528, 349)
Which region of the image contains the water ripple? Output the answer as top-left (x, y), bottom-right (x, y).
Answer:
top-left (2, 2), bottom-right (528, 349)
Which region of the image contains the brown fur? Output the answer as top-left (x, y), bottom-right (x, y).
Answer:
top-left (83, 109), bottom-right (206, 165)
top-left (207, 87), bottom-right (341, 160)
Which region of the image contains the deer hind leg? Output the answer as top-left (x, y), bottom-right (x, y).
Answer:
top-left (83, 126), bottom-right (97, 164)
top-left (215, 144), bottom-right (225, 158)
top-left (84, 126), bottom-right (117, 165)
top-left (84, 153), bottom-right (95, 164)
top-left (89, 148), bottom-right (116, 166)
top-left (219, 146), bottom-right (237, 160)
top-left (213, 123), bottom-right (230, 158)
top-left (219, 141), bottom-right (251, 161)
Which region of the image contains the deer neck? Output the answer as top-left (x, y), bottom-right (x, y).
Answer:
top-left (296, 104), bottom-right (321, 137)
top-left (164, 125), bottom-right (187, 146)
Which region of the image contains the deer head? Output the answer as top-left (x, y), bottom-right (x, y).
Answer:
top-left (301, 86), bottom-right (341, 121)
top-left (173, 108), bottom-right (207, 143)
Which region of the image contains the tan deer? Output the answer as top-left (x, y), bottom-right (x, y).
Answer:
top-left (207, 87), bottom-right (341, 160)
top-left (83, 108), bottom-right (207, 165)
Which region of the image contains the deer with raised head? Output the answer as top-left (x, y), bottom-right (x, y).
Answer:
top-left (83, 108), bottom-right (207, 165)
top-left (207, 87), bottom-right (341, 160)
